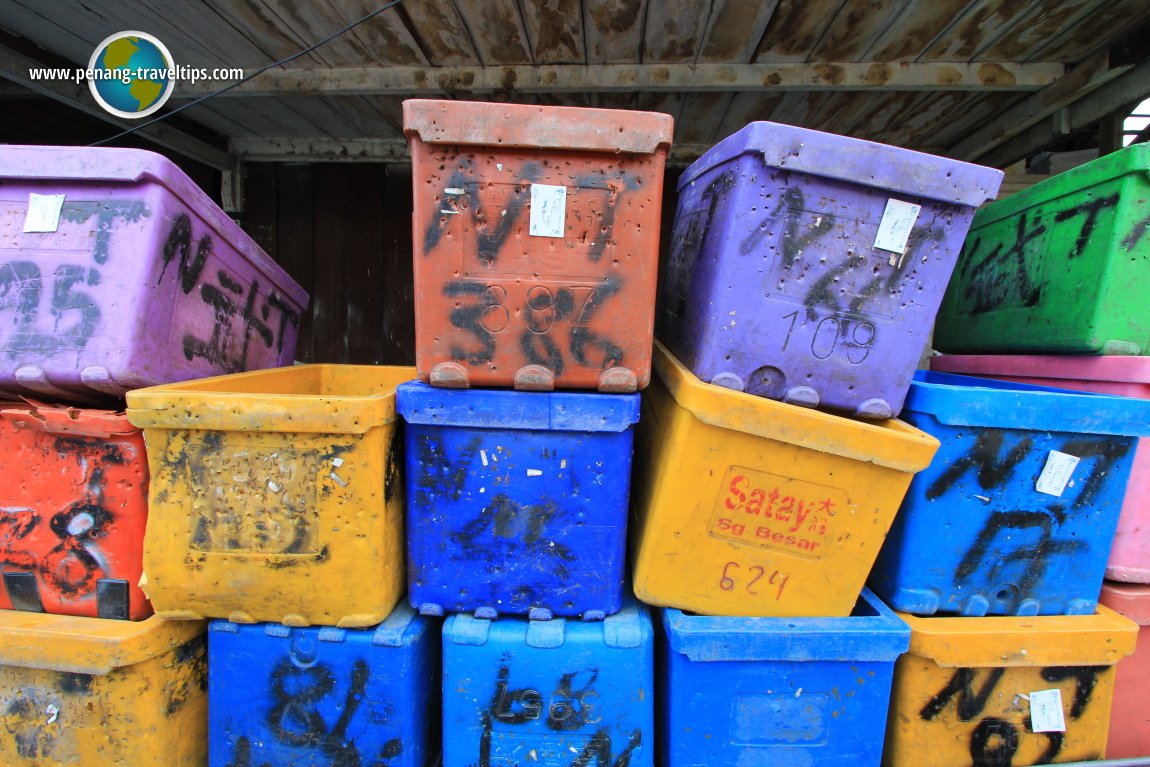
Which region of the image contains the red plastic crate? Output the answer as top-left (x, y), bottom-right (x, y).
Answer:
top-left (0, 403), bottom-right (150, 620)
top-left (404, 99), bottom-right (673, 392)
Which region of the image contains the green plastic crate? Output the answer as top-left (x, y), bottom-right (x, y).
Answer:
top-left (935, 144), bottom-right (1150, 355)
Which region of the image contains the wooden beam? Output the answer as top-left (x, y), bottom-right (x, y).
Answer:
top-left (175, 61), bottom-right (1064, 98)
top-left (976, 57), bottom-right (1150, 168)
top-left (0, 42), bottom-right (232, 170)
top-left (952, 50), bottom-right (1131, 162)
top-left (230, 136), bottom-right (713, 166)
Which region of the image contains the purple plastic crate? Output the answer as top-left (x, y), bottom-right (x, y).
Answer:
top-left (0, 146), bottom-right (306, 403)
top-left (659, 123), bottom-right (1002, 419)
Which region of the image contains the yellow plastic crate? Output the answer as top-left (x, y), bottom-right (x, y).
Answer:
top-left (126, 364), bottom-right (415, 627)
top-left (884, 607), bottom-right (1138, 766)
top-left (630, 341), bottom-right (938, 617)
top-left (0, 611), bottom-right (206, 765)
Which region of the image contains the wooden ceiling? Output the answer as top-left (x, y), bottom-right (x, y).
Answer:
top-left (1, 0), bottom-right (1149, 170)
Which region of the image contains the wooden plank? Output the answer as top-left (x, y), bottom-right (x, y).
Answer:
top-left (200, 0), bottom-right (329, 67)
top-left (379, 164), bottom-right (416, 365)
top-left (951, 51), bottom-right (1129, 160)
top-left (274, 96), bottom-right (363, 138)
top-left (769, 91), bottom-right (834, 127)
top-left (805, 90), bottom-right (867, 131)
top-left (978, 57), bottom-right (1150, 167)
top-left (844, 91), bottom-right (934, 140)
top-left (754, 0), bottom-right (848, 63)
top-left (257, 0), bottom-right (426, 67)
top-left (715, 91), bottom-right (786, 139)
top-left (584, 0), bottom-right (648, 64)
top-left (318, 96), bottom-right (405, 139)
top-left (520, 0), bottom-right (585, 64)
top-left (172, 61), bottom-right (1065, 97)
top-left (231, 137), bottom-right (410, 162)
top-left (196, 99), bottom-right (295, 138)
top-left (53, 0), bottom-right (252, 70)
top-left (240, 163), bottom-right (278, 255)
top-left (0, 0), bottom-right (102, 62)
top-left (864, 0), bottom-right (976, 61)
top-left (810, 0), bottom-right (912, 62)
top-left (919, 0), bottom-right (1035, 61)
top-left (310, 164), bottom-right (352, 362)
top-left (882, 91), bottom-right (973, 148)
top-left (642, 0), bottom-right (711, 63)
top-left (452, 0), bottom-right (534, 65)
top-left (399, 0), bottom-right (481, 65)
top-left (675, 92), bottom-right (735, 145)
top-left (182, 103), bottom-right (259, 137)
top-left (974, 0), bottom-right (1103, 61)
top-left (594, 92), bottom-right (640, 111)
top-left (1029, 0), bottom-right (1150, 63)
top-left (337, 165), bottom-right (387, 365)
top-left (274, 164), bottom-right (317, 363)
top-left (697, 0), bottom-right (780, 63)
top-left (928, 91), bottom-right (1023, 149)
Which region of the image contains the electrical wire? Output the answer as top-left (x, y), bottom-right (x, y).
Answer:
top-left (88, 0), bottom-right (403, 147)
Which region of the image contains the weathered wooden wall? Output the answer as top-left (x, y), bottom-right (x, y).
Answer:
top-left (242, 162), bottom-right (416, 365)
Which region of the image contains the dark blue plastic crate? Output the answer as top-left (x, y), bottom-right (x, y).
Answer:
top-left (870, 370), bottom-right (1150, 616)
top-left (397, 382), bottom-right (640, 620)
top-left (660, 588), bottom-right (909, 767)
top-left (208, 604), bottom-right (438, 767)
top-left (442, 597), bottom-right (653, 767)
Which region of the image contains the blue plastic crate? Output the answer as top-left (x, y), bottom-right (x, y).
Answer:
top-left (398, 382), bottom-right (640, 620)
top-left (442, 597), bottom-right (653, 767)
top-left (660, 588), bottom-right (909, 767)
top-left (870, 371), bottom-right (1150, 616)
top-left (208, 604), bottom-right (438, 767)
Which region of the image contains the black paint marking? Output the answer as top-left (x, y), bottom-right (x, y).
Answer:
top-left (960, 213), bottom-right (1046, 314)
top-left (969, 716), bottom-right (1019, 767)
top-left (165, 634), bottom-right (208, 716)
top-left (443, 280), bottom-right (498, 365)
top-left (927, 432), bottom-right (1034, 499)
top-left (569, 276), bottom-right (625, 369)
top-left (1053, 193), bottom-right (1119, 260)
top-left (60, 200), bottom-right (149, 266)
top-left (57, 671), bottom-right (93, 695)
top-left (227, 736), bottom-right (271, 767)
top-left (1057, 437), bottom-right (1131, 509)
top-left (1040, 666), bottom-right (1104, 719)
top-left (4, 694), bottom-right (55, 759)
top-left (921, 668), bottom-right (1006, 722)
top-left (267, 659), bottom-right (337, 747)
top-left (183, 276), bottom-right (275, 373)
top-left (954, 508), bottom-right (1088, 599)
top-left (423, 160), bottom-right (542, 261)
top-left (1122, 214), bottom-right (1150, 250)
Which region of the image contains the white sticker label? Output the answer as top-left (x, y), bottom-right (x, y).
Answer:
top-left (1036, 450), bottom-right (1081, 497)
top-left (1029, 688), bottom-right (1067, 732)
top-left (529, 184), bottom-right (567, 238)
top-left (874, 198), bottom-right (921, 255)
top-left (23, 193), bottom-right (66, 233)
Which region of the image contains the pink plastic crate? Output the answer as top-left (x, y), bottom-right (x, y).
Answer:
top-left (931, 355), bottom-right (1150, 582)
top-left (1099, 581), bottom-right (1150, 758)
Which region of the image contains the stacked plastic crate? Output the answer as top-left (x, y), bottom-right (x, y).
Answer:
top-left (640, 122), bottom-right (1004, 767)
top-left (903, 143), bottom-right (1150, 762)
top-left (398, 99), bottom-right (673, 767)
top-left (0, 146), bottom-right (307, 765)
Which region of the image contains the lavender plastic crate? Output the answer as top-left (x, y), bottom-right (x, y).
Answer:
top-left (659, 122), bottom-right (1002, 419)
top-left (0, 146), bottom-right (307, 404)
